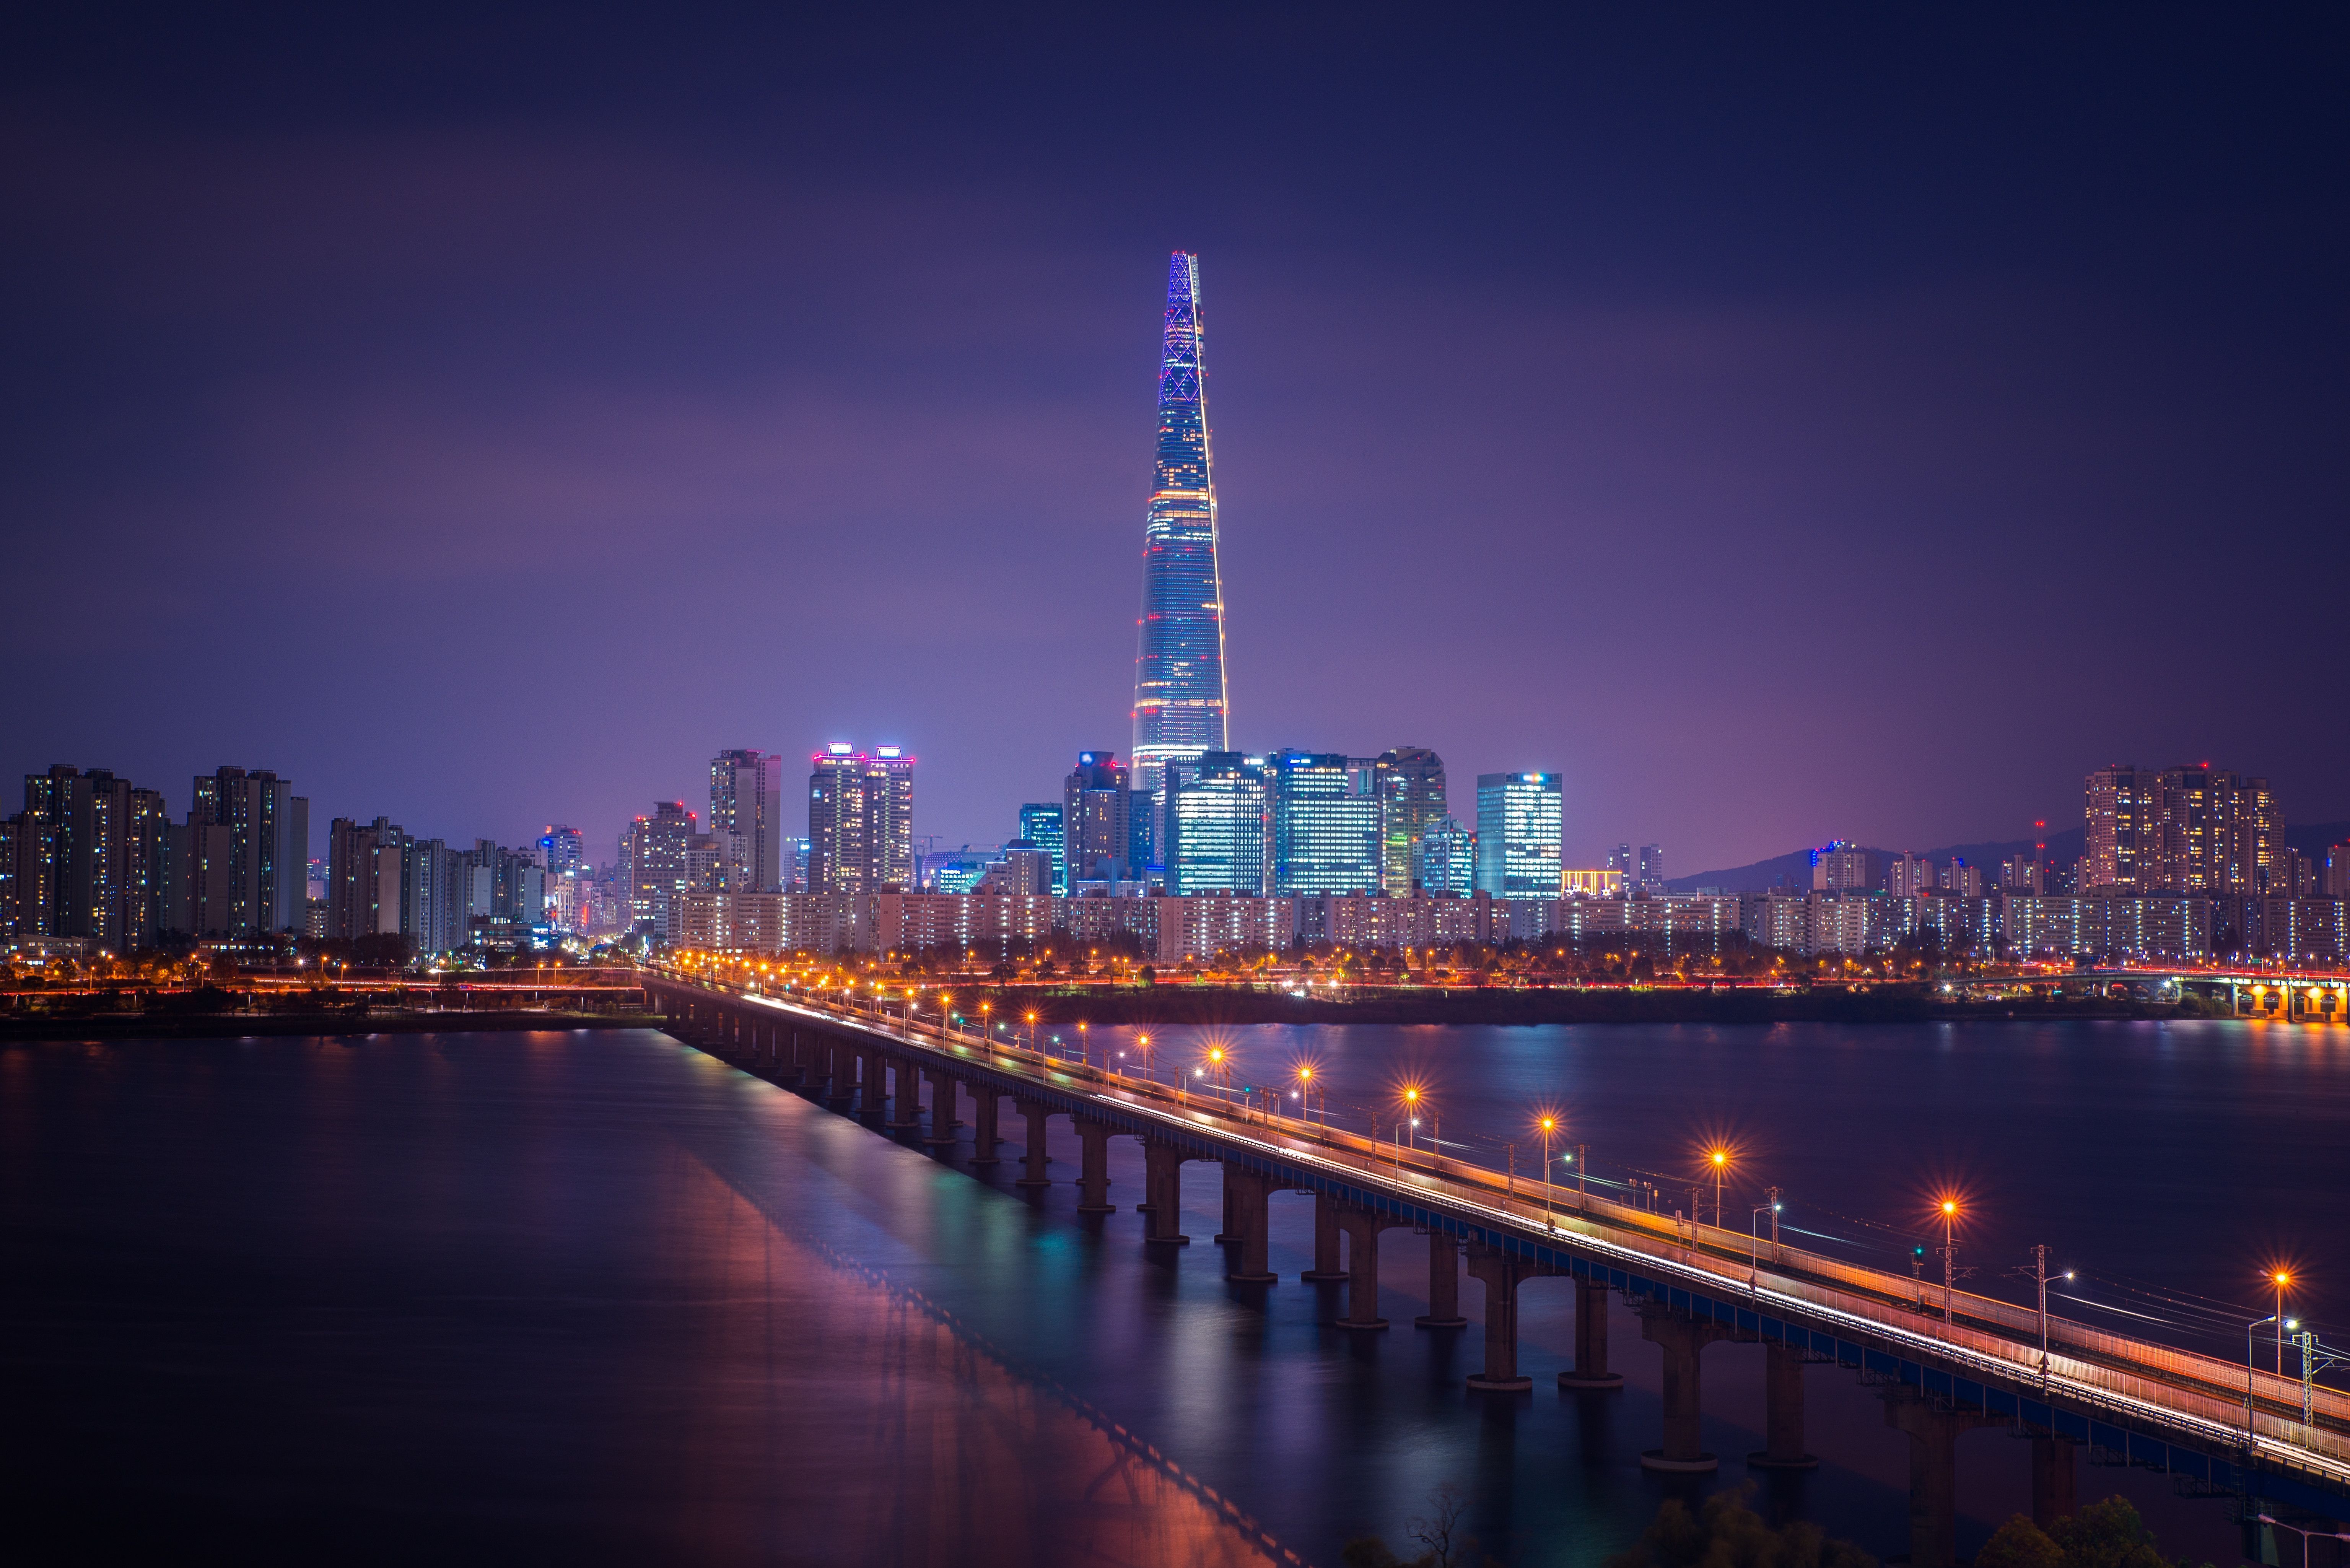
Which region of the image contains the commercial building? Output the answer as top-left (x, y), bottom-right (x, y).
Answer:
top-left (1017, 803), bottom-right (1066, 895)
top-left (807, 745), bottom-right (914, 895)
top-left (1130, 252), bottom-right (1229, 795)
top-left (1268, 751), bottom-right (1382, 896)
top-left (1164, 752), bottom-right (1269, 896)
top-left (1063, 751), bottom-right (1132, 885)
top-left (1560, 867), bottom-right (1623, 897)
top-left (1418, 818), bottom-right (1477, 898)
top-left (1475, 772), bottom-right (1562, 899)
top-left (626, 801), bottom-right (698, 935)
top-left (538, 825), bottom-right (585, 877)
top-left (1374, 747), bottom-right (1447, 896)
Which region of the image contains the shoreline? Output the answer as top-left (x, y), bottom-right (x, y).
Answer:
top-left (0, 1010), bottom-right (664, 1042)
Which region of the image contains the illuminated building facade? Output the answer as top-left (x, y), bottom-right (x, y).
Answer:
top-left (1164, 752), bottom-right (1269, 896)
top-left (1268, 751), bottom-right (1382, 896)
top-left (538, 825), bottom-right (584, 877)
top-left (1063, 752), bottom-right (1131, 885)
top-left (708, 749), bottom-right (785, 891)
top-left (1374, 746), bottom-right (1447, 896)
top-left (626, 801), bottom-right (697, 934)
top-left (1475, 772), bottom-right (1562, 899)
top-left (1417, 816), bottom-right (1477, 898)
top-left (1017, 803), bottom-right (1066, 895)
top-left (807, 745), bottom-right (914, 895)
top-left (1131, 252), bottom-right (1229, 795)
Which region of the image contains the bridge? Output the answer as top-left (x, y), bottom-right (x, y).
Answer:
top-left (639, 968), bottom-right (2350, 1566)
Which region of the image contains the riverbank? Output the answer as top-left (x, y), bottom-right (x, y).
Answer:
top-left (0, 1010), bottom-right (663, 1041)
top-left (972, 985), bottom-right (2212, 1026)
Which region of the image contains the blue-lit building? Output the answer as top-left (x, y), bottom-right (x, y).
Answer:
top-left (1017, 803), bottom-right (1066, 895)
top-left (1269, 751), bottom-right (1383, 896)
top-left (538, 825), bottom-right (584, 877)
top-left (1165, 752), bottom-right (1268, 896)
top-left (1131, 252), bottom-right (1229, 795)
top-left (1475, 772), bottom-right (1562, 899)
top-left (1416, 816), bottom-right (1476, 898)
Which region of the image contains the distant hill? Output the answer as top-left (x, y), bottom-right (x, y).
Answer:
top-left (1666, 822), bottom-right (2349, 894)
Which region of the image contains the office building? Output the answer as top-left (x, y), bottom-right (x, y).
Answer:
top-left (709, 749), bottom-right (786, 891)
top-left (1164, 752), bottom-right (1269, 896)
top-left (1130, 252), bottom-right (1229, 794)
top-left (1268, 751), bottom-right (1382, 896)
top-left (1475, 772), bottom-right (1562, 899)
top-left (1374, 746), bottom-right (1447, 896)
top-left (1063, 751), bottom-right (1131, 886)
top-left (1417, 817), bottom-right (1477, 898)
top-left (1017, 803), bottom-right (1066, 895)
top-left (807, 745), bottom-right (914, 895)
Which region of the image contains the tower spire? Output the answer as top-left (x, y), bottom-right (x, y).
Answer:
top-left (1131, 251), bottom-right (1229, 795)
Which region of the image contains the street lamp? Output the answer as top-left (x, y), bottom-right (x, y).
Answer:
top-left (1401, 1087), bottom-right (1422, 1155)
top-left (1296, 1062), bottom-right (1315, 1125)
top-left (2256, 1516), bottom-right (2350, 1568)
top-left (1538, 1115), bottom-right (1558, 1228)
top-left (1749, 1199), bottom-right (1780, 1288)
top-left (1707, 1146), bottom-right (1731, 1228)
top-left (1136, 1032), bottom-right (1153, 1083)
top-left (2247, 1313), bottom-right (2296, 1441)
top-left (1938, 1197), bottom-right (1961, 1321)
top-left (2272, 1270), bottom-right (2295, 1374)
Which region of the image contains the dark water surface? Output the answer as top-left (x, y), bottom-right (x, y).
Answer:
top-left (5, 1019), bottom-right (2341, 1566)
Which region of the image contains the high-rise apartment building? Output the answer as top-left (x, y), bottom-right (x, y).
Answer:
top-left (1130, 252), bottom-right (1229, 794)
top-left (1063, 752), bottom-right (1131, 886)
top-left (1416, 816), bottom-right (1476, 898)
top-left (807, 745), bottom-right (913, 895)
top-left (2083, 765), bottom-right (2164, 891)
top-left (1811, 842), bottom-right (1875, 892)
top-left (1886, 853), bottom-right (1935, 898)
top-left (5, 765), bottom-right (172, 947)
top-left (2085, 764), bottom-right (2282, 894)
top-left (1017, 803), bottom-right (1066, 895)
top-left (1475, 773), bottom-right (1562, 899)
top-left (1268, 751), bottom-right (1383, 896)
top-left (538, 825), bottom-right (585, 878)
top-left (1636, 844), bottom-right (1664, 892)
top-left (325, 816), bottom-right (406, 940)
top-left (189, 767), bottom-right (308, 934)
top-left (1165, 752), bottom-right (1270, 896)
top-left (625, 801), bottom-right (698, 934)
top-left (709, 749), bottom-right (785, 891)
top-left (1374, 747), bottom-right (1447, 896)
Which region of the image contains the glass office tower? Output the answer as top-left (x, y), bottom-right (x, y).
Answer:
top-left (1165, 753), bottom-right (1268, 896)
top-left (1131, 252), bottom-right (1229, 795)
top-left (1474, 772), bottom-right (1563, 899)
top-left (1269, 751), bottom-right (1383, 896)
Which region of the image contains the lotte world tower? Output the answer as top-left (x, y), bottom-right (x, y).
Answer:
top-left (1130, 251), bottom-right (1229, 795)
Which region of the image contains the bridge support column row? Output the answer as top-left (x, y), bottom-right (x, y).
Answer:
top-left (1076, 1118), bottom-right (1115, 1212)
top-left (885, 1058), bottom-right (921, 1129)
top-left (1415, 1232), bottom-right (1466, 1328)
top-left (1222, 1165), bottom-right (1279, 1282)
top-left (1338, 1210), bottom-right (1409, 1329)
top-left (1883, 1393), bottom-right (2006, 1568)
top-left (969, 1083), bottom-right (1001, 1165)
top-left (922, 1068), bottom-right (959, 1146)
top-left (1638, 1306), bottom-right (1734, 1471)
top-left (1748, 1339), bottom-right (1818, 1468)
top-left (1144, 1143), bottom-right (1189, 1244)
top-left (1560, 1280), bottom-right (1623, 1387)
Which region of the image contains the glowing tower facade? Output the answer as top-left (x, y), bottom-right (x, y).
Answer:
top-left (1130, 252), bottom-right (1229, 795)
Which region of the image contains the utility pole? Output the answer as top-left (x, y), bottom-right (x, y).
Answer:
top-left (2033, 1244), bottom-right (2052, 1376)
top-left (1577, 1143), bottom-right (1588, 1209)
top-left (1506, 1142), bottom-right (1516, 1198)
top-left (1766, 1186), bottom-right (1782, 1260)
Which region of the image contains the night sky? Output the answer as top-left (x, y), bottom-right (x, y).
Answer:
top-left (6, 5), bottom-right (2345, 873)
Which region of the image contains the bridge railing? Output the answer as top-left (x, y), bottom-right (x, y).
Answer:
top-left (656, 971), bottom-right (2350, 1467)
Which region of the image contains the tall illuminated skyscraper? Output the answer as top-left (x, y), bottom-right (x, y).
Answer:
top-left (1131, 251), bottom-right (1229, 795)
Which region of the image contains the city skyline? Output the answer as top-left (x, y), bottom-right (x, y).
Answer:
top-left (4, 10), bottom-right (2345, 876)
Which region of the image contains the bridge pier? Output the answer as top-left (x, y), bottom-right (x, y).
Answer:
top-left (969, 1083), bottom-right (1002, 1165)
top-left (1638, 1304), bottom-right (1735, 1470)
top-left (1144, 1143), bottom-right (1190, 1244)
top-left (1415, 1231), bottom-right (1467, 1328)
top-left (857, 1047), bottom-right (886, 1119)
top-left (1074, 1117), bottom-right (1115, 1212)
top-left (1223, 1164), bottom-right (1280, 1282)
top-left (1301, 1190), bottom-right (1347, 1281)
top-left (1882, 1391), bottom-right (2006, 1568)
top-left (1015, 1099), bottom-right (1052, 1187)
top-left (1560, 1280), bottom-right (1624, 1388)
top-left (1337, 1209), bottom-right (1411, 1329)
top-left (921, 1068), bottom-right (959, 1146)
top-left (1747, 1339), bottom-right (1818, 1468)
top-left (885, 1058), bottom-right (921, 1129)
top-left (2030, 1435), bottom-right (2077, 1528)
top-left (1465, 1244), bottom-right (1544, 1389)
top-left (824, 1039), bottom-right (854, 1107)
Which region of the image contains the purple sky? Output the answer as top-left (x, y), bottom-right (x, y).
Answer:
top-left (5, 7), bottom-right (2345, 873)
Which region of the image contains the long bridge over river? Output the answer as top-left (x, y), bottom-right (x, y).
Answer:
top-left (639, 968), bottom-right (2350, 1566)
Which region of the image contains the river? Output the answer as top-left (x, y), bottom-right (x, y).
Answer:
top-left (4, 1018), bottom-right (2341, 1565)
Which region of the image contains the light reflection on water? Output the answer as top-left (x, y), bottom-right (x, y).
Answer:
top-left (5, 1021), bottom-right (2334, 1566)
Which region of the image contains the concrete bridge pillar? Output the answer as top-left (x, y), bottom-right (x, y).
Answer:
top-left (968, 1083), bottom-right (1002, 1165)
top-left (1144, 1143), bottom-right (1191, 1244)
top-left (2030, 1435), bottom-right (2077, 1529)
top-left (1882, 1392), bottom-right (2006, 1568)
top-left (885, 1059), bottom-right (921, 1129)
top-left (854, 1048), bottom-right (882, 1117)
top-left (1301, 1191), bottom-right (1346, 1281)
top-left (824, 1040), bottom-right (854, 1107)
top-left (1560, 1280), bottom-right (1624, 1388)
top-left (921, 1068), bottom-right (959, 1147)
top-left (787, 1028), bottom-right (807, 1086)
top-left (1637, 1304), bottom-right (1736, 1470)
top-left (1015, 1099), bottom-right (1052, 1187)
top-left (1464, 1244), bottom-right (1542, 1389)
top-left (1074, 1118), bottom-right (1115, 1212)
top-left (1748, 1339), bottom-right (1818, 1468)
top-left (1336, 1210), bottom-right (1410, 1329)
top-left (1222, 1165), bottom-right (1280, 1282)
top-left (1416, 1231), bottom-right (1467, 1328)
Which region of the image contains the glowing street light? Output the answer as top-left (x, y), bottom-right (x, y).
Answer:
top-left (1707, 1146), bottom-right (1732, 1228)
top-left (1937, 1196), bottom-right (1962, 1321)
top-left (2272, 1270), bottom-right (2296, 1374)
top-left (1538, 1114), bottom-right (1558, 1227)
